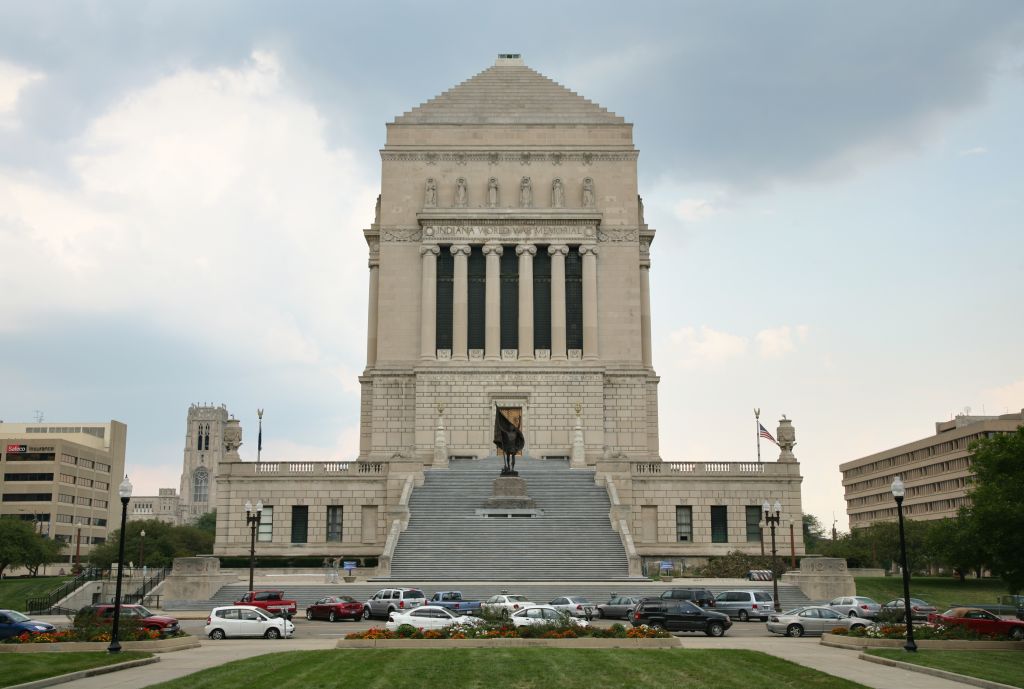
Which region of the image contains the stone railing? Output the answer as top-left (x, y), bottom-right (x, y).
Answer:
top-left (252, 461), bottom-right (387, 475)
top-left (631, 461), bottom-right (793, 476)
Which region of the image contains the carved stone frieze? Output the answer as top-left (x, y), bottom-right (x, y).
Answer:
top-left (501, 349), bottom-right (518, 360)
top-left (381, 228), bottom-right (424, 243)
top-left (436, 349), bottom-right (452, 360)
top-left (422, 221), bottom-right (598, 243)
top-left (597, 228), bottom-right (639, 243)
top-left (469, 349), bottom-right (484, 361)
top-left (380, 151), bottom-right (639, 164)
top-left (568, 349), bottom-right (583, 361)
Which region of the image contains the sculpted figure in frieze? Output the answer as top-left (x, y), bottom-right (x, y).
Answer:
top-left (424, 178), bottom-right (437, 208)
top-left (552, 178), bottom-right (564, 208)
top-left (582, 177), bottom-right (595, 208)
top-left (487, 177), bottom-right (499, 208)
top-left (519, 177), bottom-right (533, 208)
top-left (455, 177), bottom-right (468, 208)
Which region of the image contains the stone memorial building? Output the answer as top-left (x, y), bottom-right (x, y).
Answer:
top-left (213, 56), bottom-right (805, 578)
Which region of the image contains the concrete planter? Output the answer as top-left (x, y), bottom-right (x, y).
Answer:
top-left (337, 637), bottom-right (680, 649)
top-left (821, 632), bottom-right (1024, 651)
top-left (0, 635), bottom-right (200, 654)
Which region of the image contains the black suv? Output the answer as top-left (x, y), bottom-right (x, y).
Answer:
top-left (659, 588), bottom-right (716, 608)
top-left (631, 599), bottom-right (731, 636)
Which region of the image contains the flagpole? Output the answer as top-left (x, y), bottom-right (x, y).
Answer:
top-left (257, 409), bottom-right (264, 465)
top-left (754, 408), bottom-right (761, 464)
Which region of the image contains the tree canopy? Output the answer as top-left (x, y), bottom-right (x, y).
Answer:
top-left (87, 518), bottom-right (214, 569)
top-left (965, 426), bottom-right (1024, 593)
top-left (0, 518), bottom-right (66, 577)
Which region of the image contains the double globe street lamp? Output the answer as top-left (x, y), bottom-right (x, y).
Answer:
top-left (762, 499), bottom-right (783, 612)
top-left (891, 476), bottom-right (917, 652)
top-left (108, 475), bottom-right (133, 654)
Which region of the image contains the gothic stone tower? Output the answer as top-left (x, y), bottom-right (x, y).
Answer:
top-left (360, 55), bottom-right (658, 464)
top-left (179, 403), bottom-right (230, 521)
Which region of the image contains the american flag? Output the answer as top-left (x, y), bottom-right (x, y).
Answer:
top-left (758, 423), bottom-right (779, 446)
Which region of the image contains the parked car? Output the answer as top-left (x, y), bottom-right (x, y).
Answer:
top-left (482, 594), bottom-right (536, 617)
top-left (827, 596), bottom-right (881, 619)
top-left (927, 607), bottom-right (1024, 640)
top-left (510, 605), bottom-right (589, 628)
top-left (632, 599), bottom-right (731, 636)
top-left (205, 605), bottom-right (295, 639)
top-left (880, 598), bottom-right (937, 622)
top-left (363, 588), bottom-right (427, 620)
top-left (659, 588), bottom-right (716, 608)
top-left (428, 591), bottom-right (482, 615)
top-left (596, 596), bottom-right (640, 620)
top-left (548, 596), bottom-right (594, 620)
top-left (305, 595), bottom-right (365, 622)
top-left (233, 590), bottom-right (298, 618)
top-left (385, 605), bottom-right (484, 631)
top-left (713, 590), bottom-right (774, 622)
top-left (0, 610), bottom-right (55, 640)
top-left (767, 606), bottom-right (867, 637)
top-left (76, 604), bottom-right (180, 637)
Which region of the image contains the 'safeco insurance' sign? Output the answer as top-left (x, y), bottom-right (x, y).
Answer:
top-left (6, 444), bottom-right (27, 453)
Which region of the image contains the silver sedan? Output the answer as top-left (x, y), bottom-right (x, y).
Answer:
top-left (767, 606), bottom-right (869, 637)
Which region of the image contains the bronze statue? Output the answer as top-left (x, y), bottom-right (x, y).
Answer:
top-left (493, 406), bottom-right (525, 475)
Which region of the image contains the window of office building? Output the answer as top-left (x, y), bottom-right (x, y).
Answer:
top-left (192, 468), bottom-right (209, 503)
top-left (257, 506), bottom-right (273, 542)
top-left (565, 246), bottom-right (583, 350)
top-left (436, 247), bottom-right (453, 350)
top-left (533, 247), bottom-right (551, 349)
top-left (291, 506), bottom-right (308, 544)
top-left (711, 506), bottom-right (728, 543)
top-left (500, 247), bottom-right (519, 349)
top-left (327, 506), bottom-right (343, 542)
top-left (675, 506), bottom-right (693, 542)
top-left (746, 506), bottom-right (763, 542)
top-left (467, 246), bottom-right (486, 350)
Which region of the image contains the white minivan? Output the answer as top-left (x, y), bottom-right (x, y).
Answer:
top-left (205, 605), bottom-right (295, 639)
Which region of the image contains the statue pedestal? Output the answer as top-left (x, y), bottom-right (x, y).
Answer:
top-left (478, 476), bottom-right (539, 517)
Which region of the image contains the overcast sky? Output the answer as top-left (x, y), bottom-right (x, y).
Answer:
top-left (1, 1), bottom-right (1022, 531)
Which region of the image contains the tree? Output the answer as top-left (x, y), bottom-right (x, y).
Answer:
top-left (0, 518), bottom-right (65, 577)
top-left (802, 514), bottom-right (826, 551)
top-left (194, 511), bottom-right (216, 536)
top-left (964, 426), bottom-right (1024, 593)
top-left (927, 515), bottom-right (988, 582)
top-left (88, 519), bottom-right (214, 570)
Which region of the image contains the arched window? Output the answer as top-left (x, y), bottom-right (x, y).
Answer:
top-left (193, 468), bottom-right (209, 504)
top-left (196, 425), bottom-right (203, 450)
top-left (203, 424), bottom-right (210, 451)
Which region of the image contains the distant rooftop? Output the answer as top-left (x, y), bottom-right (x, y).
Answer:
top-left (392, 54), bottom-right (626, 126)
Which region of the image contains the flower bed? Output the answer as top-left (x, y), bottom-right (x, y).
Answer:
top-left (0, 635), bottom-right (199, 653)
top-left (831, 623), bottom-right (1010, 641)
top-left (345, 622), bottom-right (669, 641)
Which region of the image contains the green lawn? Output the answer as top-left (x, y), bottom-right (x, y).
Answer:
top-left (148, 649), bottom-right (868, 689)
top-left (854, 576), bottom-right (1009, 611)
top-left (0, 576), bottom-right (71, 610)
top-left (0, 651), bottom-right (150, 688)
top-left (867, 649), bottom-right (1024, 688)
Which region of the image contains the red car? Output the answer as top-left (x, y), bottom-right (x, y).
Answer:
top-left (927, 607), bottom-right (1024, 640)
top-left (77, 604), bottom-right (180, 637)
top-left (305, 595), bottom-right (365, 622)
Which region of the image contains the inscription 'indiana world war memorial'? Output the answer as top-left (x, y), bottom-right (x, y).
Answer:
top-left (213, 55), bottom-right (807, 581)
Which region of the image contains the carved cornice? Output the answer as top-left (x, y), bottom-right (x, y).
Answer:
top-left (423, 221), bottom-right (597, 244)
top-left (597, 227), bottom-right (639, 243)
top-left (380, 151), bottom-right (638, 164)
top-left (380, 228), bottom-right (423, 243)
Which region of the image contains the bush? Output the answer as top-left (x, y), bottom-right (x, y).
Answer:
top-left (846, 623), bottom-right (999, 641)
top-left (694, 550), bottom-right (787, 578)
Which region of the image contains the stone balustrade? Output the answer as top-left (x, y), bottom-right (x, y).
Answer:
top-left (630, 461), bottom-right (797, 476)
top-left (248, 461), bottom-right (388, 475)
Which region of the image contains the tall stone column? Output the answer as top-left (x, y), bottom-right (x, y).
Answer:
top-left (483, 244), bottom-right (503, 360)
top-left (640, 262), bottom-right (653, 368)
top-left (516, 244), bottom-right (536, 360)
top-left (549, 244), bottom-right (569, 361)
top-left (366, 260), bottom-right (379, 367)
top-left (451, 244), bottom-right (471, 361)
top-left (419, 246), bottom-right (439, 360)
top-left (580, 245), bottom-right (599, 361)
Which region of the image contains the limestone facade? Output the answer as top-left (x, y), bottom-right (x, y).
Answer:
top-left (212, 55), bottom-right (805, 566)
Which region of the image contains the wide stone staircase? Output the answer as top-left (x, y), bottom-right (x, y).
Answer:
top-left (385, 457), bottom-right (632, 581)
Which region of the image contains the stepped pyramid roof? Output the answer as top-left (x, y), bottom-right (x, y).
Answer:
top-left (392, 54), bottom-right (626, 126)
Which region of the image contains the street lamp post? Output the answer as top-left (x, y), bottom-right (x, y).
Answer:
top-left (763, 500), bottom-right (782, 612)
top-left (74, 521), bottom-right (82, 573)
top-left (245, 500), bottom-right (263, 593)
top-left (789, 519), bottom-right (796, 569)
top-left (891, 476), bottom-right (917, 652)
top-left (139, 530), bottom-right (146, 604)
top-left (108, 475), bottom-right (133, 654)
